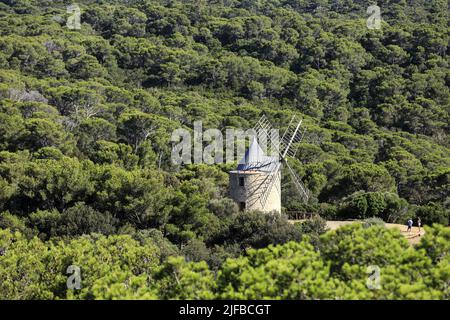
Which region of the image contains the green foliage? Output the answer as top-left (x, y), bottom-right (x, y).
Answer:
top-left (1, 224), bottom-right (448, 300)
top-left (338, 191), bottom-right (409, 222)
top-left (416, 224), bottom-right (450, 264)
top-left (414, 203), bottom-right (449, 226)
top-left (0, 229), bottom-right (162, 299)
top-left (214, 211), bottom-right (302, 249)
top-left (0, 0), bottom-right (448, 300)
top-left (362, 217), bottom-right (385, 228)
top-left (154, 256), bottom-right (216, 299)
top-left (296, 216), bottom-right (328, 235)
top-left (217, 240), bottom-right (339, 299)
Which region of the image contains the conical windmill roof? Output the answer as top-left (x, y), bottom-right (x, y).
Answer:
top-left (236, 137), bottom-right (279, 172)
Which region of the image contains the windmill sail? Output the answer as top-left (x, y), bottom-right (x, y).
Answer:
top-left (280, 115), bottom-right (304, 158)
top-left (284, 160), bottom-right (309, 202)
top-left (244, 163), bottom-right (281, 209)
top-left (254, 114), bottom-right (305, 159)
top-left (252, 114), bottom-right (310, 206)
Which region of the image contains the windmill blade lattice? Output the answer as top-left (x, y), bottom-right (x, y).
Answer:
top-left (251, 116), bottom-right (281, 209)
top-left (280, 115), bottom-right (305, 158)
top-left (284, 160), bottom-right (309, 202)
top-left (254, 114), bottom-right (305, 160)
top-left (253, 114), bottom-right (310, 206)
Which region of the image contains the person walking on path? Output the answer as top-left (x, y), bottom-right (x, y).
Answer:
top-left (407, 219), bottom-right (413, 232)
top-left (417, 217), bottom-right (422, 235)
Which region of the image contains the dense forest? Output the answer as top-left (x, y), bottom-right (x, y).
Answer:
top-left (0, 0), bottom-right (448, 299)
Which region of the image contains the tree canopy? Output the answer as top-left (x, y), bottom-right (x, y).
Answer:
top-left (0, 0), bottom-right (448, 300)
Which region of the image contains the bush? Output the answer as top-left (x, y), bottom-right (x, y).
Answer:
top-left (213, 211), bottom-right (302, 249)
top-left (56, 203), bottom-right (117, 237)
top-left (0, 211), bottom-right (35, 238)
top-left (296, 216), bottom-right (328, 235)
top-left (338, 191), bottom-right (409, 222)
top-left (362, 217), bottom-right (385, 228)
top-left (28, 203), bottom-right (117, 239)
top-left (414, 203), bottom-right (449, 226)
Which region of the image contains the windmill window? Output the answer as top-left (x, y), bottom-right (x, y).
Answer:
top-left (239, 177), bottom-right (245, 187)
top-left (239, 202), bottom-right (246, 211)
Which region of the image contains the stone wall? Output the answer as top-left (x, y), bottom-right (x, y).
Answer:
top-left (229, 170), bottom-right (281, 213)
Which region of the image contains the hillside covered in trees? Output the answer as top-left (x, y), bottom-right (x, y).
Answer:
top-left (0, 0), bottom-right (448, 299)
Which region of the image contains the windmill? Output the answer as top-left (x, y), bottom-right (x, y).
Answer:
top-left (229, 115), bottom-right (309, 213)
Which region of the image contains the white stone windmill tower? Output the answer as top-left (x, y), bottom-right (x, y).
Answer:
top-left (229, 115), bottom-right (309, 213)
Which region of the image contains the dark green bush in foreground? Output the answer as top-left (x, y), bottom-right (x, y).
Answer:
top-left (0, 224), bottom-right (448, 300)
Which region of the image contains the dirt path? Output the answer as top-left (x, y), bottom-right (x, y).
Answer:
top-left (291, 220), bottom-right (425, 245)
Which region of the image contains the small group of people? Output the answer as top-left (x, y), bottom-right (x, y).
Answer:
top-left (406, 217), bottom-right (421, 234)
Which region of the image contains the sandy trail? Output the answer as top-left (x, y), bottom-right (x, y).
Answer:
top-left (290, 220), bottom-right (425, 245)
